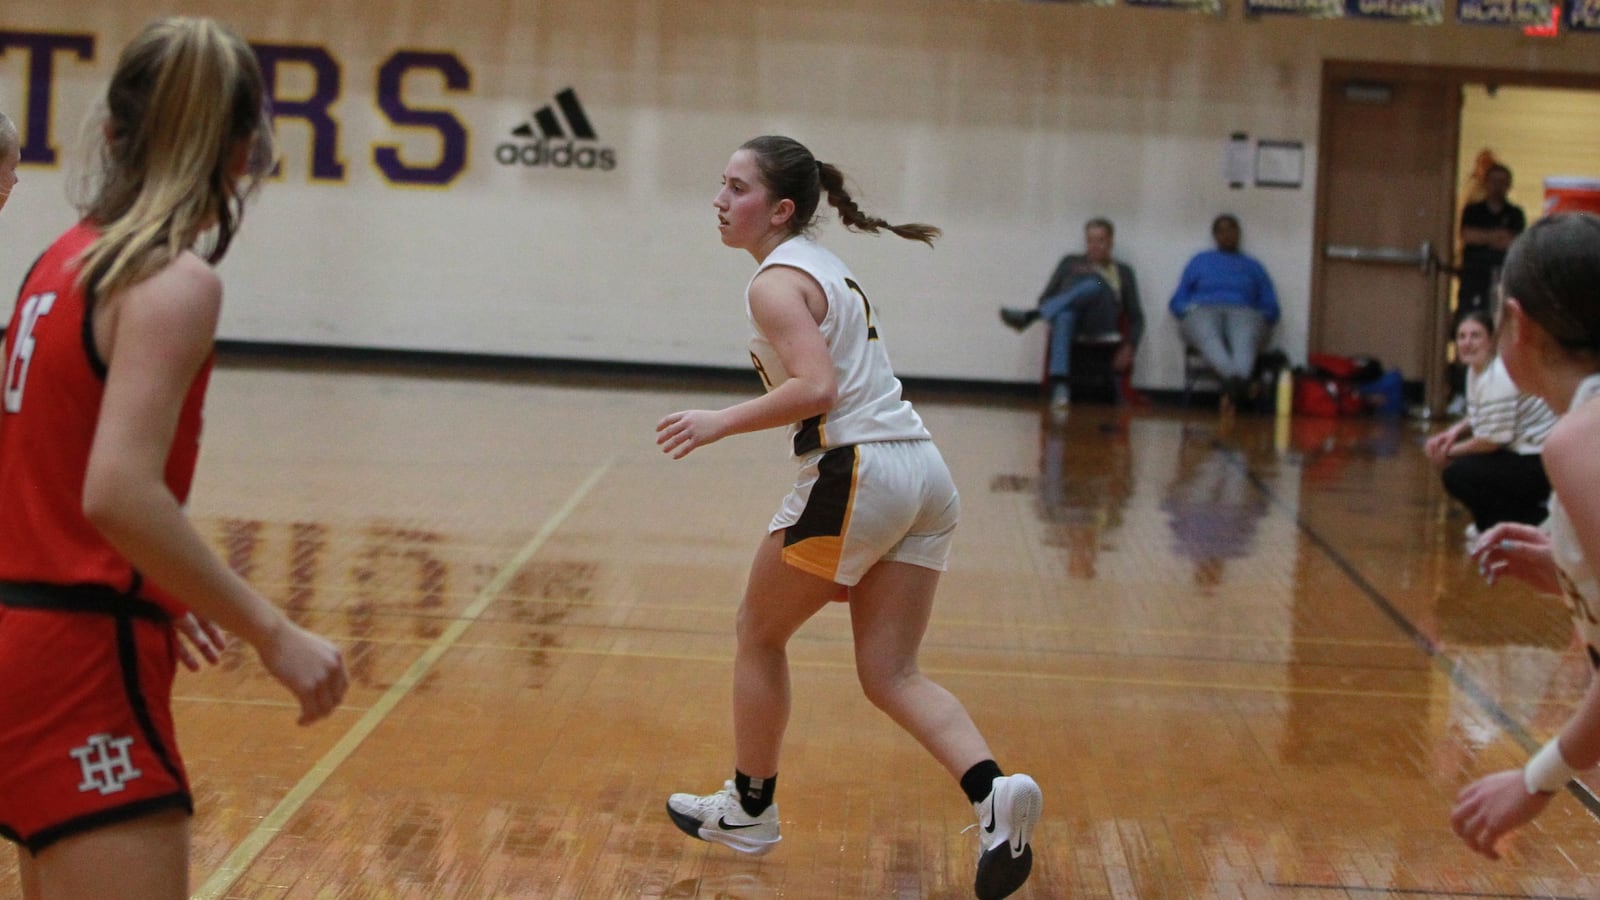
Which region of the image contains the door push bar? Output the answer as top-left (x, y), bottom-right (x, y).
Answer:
top-left (1324, 240), bottom-right (1446, 275)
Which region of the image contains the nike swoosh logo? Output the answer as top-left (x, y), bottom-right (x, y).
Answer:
top-left (718, 816), bottom-right (764, 830)
top-left (984, 807), bottom-right (996, 833)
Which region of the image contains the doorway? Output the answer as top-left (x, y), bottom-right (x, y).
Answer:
top-left (1311, 65), bottom-right (1458, 415)
top-left (1312, 64), bottom-right (1600, 416)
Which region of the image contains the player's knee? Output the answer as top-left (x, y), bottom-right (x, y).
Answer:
top-left (857, 661), bottom-right (916, 710)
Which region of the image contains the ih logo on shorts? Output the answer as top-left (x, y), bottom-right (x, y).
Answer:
top-left (70, 733), bottom-right (142, 795)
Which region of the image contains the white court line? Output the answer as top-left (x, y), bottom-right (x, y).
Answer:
top-left (193, 459), bottom-right (613, 899)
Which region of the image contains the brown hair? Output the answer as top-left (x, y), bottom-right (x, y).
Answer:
top-left (739, 135), bottom-right (939, 246)
top-left (1501, 212), bottom-right (1600, 356)
top-left (1457, 309), bottom-right (1495, 337)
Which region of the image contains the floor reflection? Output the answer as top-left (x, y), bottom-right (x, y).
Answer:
top-left (1035, 412), bottom-right (1135, 579)
top-left (1161, 425), bottom-right (1272, 593)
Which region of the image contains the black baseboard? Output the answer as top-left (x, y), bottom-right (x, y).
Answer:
top-left (213, 339), bottom-right (1078, 404)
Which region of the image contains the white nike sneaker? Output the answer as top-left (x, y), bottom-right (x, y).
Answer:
top-left (972, 773), bottom-right (1042, 900)
top-left (666, 780), bottom-right (781, 856)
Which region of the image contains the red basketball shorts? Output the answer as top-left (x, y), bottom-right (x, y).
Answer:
top-left (0, 586), bottom-right (192, 854)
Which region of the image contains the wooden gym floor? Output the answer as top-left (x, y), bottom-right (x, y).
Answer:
top-left (3, 355), bottom-right (1598, 899)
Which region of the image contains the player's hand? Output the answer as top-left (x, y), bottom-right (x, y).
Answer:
top-left (258, 618), bottom-right (348, 725)
top-left (1423, 431), bottom-right (1453, 467)
top-left (1450, 769), bottom-right (1552, 860)
top-left (1471, 523), bottom-right (1559, 592)
top-left (174, 613), bottom-right (227, 671)
top-left (656, 409), bottom-right (729, 459)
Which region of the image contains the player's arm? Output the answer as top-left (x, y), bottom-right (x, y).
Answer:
top-left (1445, 434), bottom-right (1504, 457)
top-left (1537, 408), bottom-right (1600, 773)
top-left (1453, 409), bottom-right (1600, 859)
top-left (721, 267), bottom-right (836, 431)
top-left (83, 254), bottom-right (346, 723)
top-left (657, 267), bottom-right (835, 458)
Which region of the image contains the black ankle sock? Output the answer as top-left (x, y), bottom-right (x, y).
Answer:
top-left (960, 760), bottom-right (1005, 804)
top-left (734, 770), bottom-right (777, 817)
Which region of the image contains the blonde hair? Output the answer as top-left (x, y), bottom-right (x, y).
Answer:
top-left (77, 16), bottom-right (273, 301)
top-left (0, 112), bottom-right (18, 159)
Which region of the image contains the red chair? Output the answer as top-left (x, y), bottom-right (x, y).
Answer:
top-left (1045, 313), bottom-right (1146, 406)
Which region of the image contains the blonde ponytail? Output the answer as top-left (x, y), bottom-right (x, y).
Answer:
top-left (77, 16), bottom-right (271, 301)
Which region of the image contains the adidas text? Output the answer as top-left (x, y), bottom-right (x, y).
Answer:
top-left (495, 140), bottom-right (617, 171)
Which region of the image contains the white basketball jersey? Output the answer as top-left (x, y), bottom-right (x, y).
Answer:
top-left (747, 236), bottom-right (929, 457)
top-left (1549, 373), bottom-right (1600, 668)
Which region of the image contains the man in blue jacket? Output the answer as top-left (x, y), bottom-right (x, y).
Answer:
top-left (1169, 214), bottom-right (1279, 407)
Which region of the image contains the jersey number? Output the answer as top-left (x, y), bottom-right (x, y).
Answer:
top-left (5, 292), bottom-right (57, 413)
top-left (845, 278), bottom-right (878, 342)
top-left (750, 351), bottom-right (774, 391)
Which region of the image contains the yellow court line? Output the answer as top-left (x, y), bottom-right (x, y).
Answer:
top-left (191, 459), bottom-right (613, 900)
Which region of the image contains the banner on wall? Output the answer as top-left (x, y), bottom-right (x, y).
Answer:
top-left (1343, 0), bottom-right (1444, 23)
top-left (1124, 0), bottom-right (1225, 15)
top-left (1569, 0), bottom-right (1600, 29)
top-left (1456, 0), bottom-right (1557, 26)
top-left (1244, 0), bottom-right (1344, 18)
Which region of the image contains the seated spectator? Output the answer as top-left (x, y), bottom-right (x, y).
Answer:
top-left (1424, 310), bottom-right (1555, 539)
top-left (1169, 214), bottom-right (1279, 408)
top-left (999, 217), bottom-right (1144, 408)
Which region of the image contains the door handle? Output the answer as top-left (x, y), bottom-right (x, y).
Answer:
top-left (1324, 240), bottom-right (1436, 274)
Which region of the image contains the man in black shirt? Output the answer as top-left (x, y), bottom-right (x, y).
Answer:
top-left (1457, 163), bottom-right (1526, 320)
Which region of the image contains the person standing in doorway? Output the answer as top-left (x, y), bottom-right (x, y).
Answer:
top-left (658, 135), bottom-right (1042, 900)
top-left (1458, 163), bottom-right (1526, 321)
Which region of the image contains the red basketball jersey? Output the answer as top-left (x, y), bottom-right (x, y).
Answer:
top-left (0, 222), bottom-right (213, 618)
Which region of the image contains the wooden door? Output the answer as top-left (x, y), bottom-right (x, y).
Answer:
top-left (1312, 67), bottom-right (1459, 413)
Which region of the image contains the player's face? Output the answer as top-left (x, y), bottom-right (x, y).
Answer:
top-left (1454, 319), bottom-right (1492, 370)
top-left (714, 150), bottom-right (782, 251)
top-left (0, 148), bottom-right (19, 215)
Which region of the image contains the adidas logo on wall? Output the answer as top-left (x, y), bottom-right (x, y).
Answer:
top-left (495, 88), bottom-right (617, 171)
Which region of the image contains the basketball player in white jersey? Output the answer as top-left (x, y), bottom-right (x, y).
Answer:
top-left (656, 135), bottom-right (1041, 900)
top-left (1455, 213), bottom-right (1600, 860)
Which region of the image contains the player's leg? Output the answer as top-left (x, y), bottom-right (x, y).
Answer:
top-left (850, 560), bottom-right (1041, 900)
top-left (734, 530), bottom-right (839, 776)
top-left (848, 560), bottom-right (990, 775)
top-left (30, 808), bottom-right (189, 900)
top-left (16, 845), bottom-right (40, 900)
top-left (666, 530), bottom-right (835, 855)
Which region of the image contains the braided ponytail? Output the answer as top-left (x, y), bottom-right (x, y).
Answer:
top-left (816, 161), bottom-right (940, 246)
top-left (739, 135), bottom-right (939, 247)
